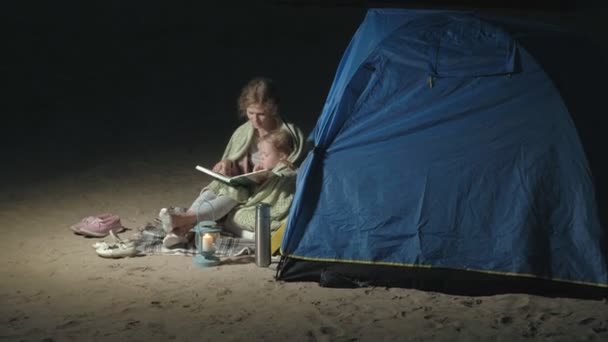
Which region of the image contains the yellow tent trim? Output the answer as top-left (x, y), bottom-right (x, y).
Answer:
top-left (280, 253), bottom-right (608, 289)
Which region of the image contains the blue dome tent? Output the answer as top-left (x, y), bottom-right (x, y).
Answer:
top-left (277, 9), bottom-right (607, 297)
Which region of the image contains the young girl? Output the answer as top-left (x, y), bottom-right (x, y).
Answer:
top-left (222, 128), bottom-right (297, 239)
top-left (254, 128), bottom-right (296, 175)
top-left (161, 128), bottom-right (296, 246)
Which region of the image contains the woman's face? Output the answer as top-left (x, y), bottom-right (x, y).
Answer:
top-left (246, 104), bottom-right (277, 133)
top-left (257, 140), bottom-right (287, 170)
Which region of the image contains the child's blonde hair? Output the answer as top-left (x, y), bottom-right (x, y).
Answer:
top-left (259, 129), bottom-right (295, 169)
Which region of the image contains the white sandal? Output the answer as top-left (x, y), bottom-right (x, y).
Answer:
top-left (95, 231), bottom-right (138, 258)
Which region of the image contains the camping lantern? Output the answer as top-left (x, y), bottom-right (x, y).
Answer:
top-left (191, 220), bottom-right (221, 267)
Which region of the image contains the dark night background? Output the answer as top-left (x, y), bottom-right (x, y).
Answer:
top-left (1, 0), bottom-right (607, 189)
top-left (1, 2), bottom-right (608, 339)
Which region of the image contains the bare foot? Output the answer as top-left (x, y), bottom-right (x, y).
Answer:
top-left (170, 212), bottom-right (197, 235)
top-left (172, 225), bottom-right (192, 237)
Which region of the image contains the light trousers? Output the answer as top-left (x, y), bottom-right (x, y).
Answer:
top-left (189, 190), bottom-right (238, 222)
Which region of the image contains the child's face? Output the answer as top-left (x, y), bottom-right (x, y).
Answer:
top-left (258, 141), bottom-right (287, 170)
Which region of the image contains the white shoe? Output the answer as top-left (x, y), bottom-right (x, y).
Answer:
top-left (222, 224), bottom-right (255, 240)
top-left (241, 230), bottom-right (255, 240)
top-left (95, 241), bottom-right (137, 258)
top-left (95, 231), bottom-right (139, 258)
top-left (163, 233), bottom-right (188, 248)
top-left (92, 242), bottom-right (109, 249)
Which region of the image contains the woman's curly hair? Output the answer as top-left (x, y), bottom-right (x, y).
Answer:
top-left (237, 77), bottom-right (280, 118)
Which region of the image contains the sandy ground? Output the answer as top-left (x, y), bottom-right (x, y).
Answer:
top-left (1, 143), bottom-right (607, 342)
top-left (3, 2), bottom-right (608, 340)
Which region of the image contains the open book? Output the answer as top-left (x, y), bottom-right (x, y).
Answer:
top-left (195, 165), bottom-right (271, 187)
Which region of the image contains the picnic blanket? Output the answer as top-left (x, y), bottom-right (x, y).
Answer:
top-left (131, 221), bottom-right (256, 258)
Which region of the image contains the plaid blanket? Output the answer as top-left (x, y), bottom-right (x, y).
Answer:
top-left (132, 221), bottom-right (255, 258)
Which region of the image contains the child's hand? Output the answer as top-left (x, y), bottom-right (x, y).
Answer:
top-left (253, 164), bottom-right (266, 172)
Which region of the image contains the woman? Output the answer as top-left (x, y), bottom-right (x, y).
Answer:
top-left (162, 77), bottom-right (308, 247)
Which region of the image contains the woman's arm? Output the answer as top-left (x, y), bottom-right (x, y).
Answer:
top-left (210, 122), bottom-right (255, 177)
top-left (217, 122), bottom-right (257, 176)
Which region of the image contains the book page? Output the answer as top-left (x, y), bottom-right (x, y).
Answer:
top-left (229, 169), bottom-right (272, 186)
top-left (195, 165), bottom-right (272, 187)
top-left (195, 165), bottom-right (231, 183)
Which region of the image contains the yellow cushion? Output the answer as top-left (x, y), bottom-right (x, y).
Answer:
top-left (270, 222), bottom-right (286, 256)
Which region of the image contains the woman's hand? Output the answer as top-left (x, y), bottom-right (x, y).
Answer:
top-left (213, 159), bottom-right (238, 176)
